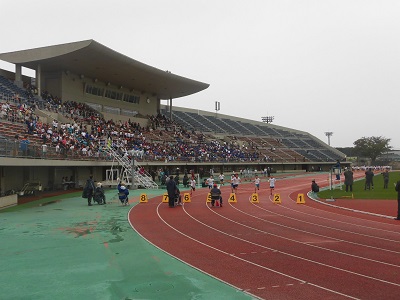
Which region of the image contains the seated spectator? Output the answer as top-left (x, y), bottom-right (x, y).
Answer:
top-left (94, 182), bottom-right (106, 205)
top-left (175, 187), bottom-right (182, 206)
top-left (117, 179), bottom-right (129, 206)
top-left (210, 184), bottom-right (223, 207)
top-left (311, 180), bottom-right (319, 193)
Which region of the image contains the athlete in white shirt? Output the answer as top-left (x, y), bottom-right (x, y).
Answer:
top-left (219, 173), bottom-right (225, 185)
top-left (254, 175), bottom-right (261, 193)
top-left (268, 175), bottom-right (276, 195)
top-left (207, 175), bottom-right (214, 189)
top-left (231, 173), bottom-right (241, 193)
top-left (190, 178), bottom-right (196, 195)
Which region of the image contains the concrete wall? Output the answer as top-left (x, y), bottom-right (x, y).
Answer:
top-left (43, 71), bottom-right (62, 97)
top-left (0, 165), bottom-right (107, 195)
top-left (0, 194), bottom-right (17, 208)
top-left (59, 72), bottom-right (157, 117)
top-left (0, 156), bottom-right (343, 196)
top-left (101, 112), bottom-right (149, 127)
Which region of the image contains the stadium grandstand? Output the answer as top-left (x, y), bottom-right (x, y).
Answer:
top-left (0, 40), bottom-right (346, 198)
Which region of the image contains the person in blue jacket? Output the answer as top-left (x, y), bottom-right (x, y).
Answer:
top-left (117, 179), bottom-right (129, 206)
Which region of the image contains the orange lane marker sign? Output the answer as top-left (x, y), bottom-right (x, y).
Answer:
top-left (296, 193), bottom-right (305, 204)
top-left (139, 193), bottom-right (148, 203)
top-left (206, 193), bottom-right (212, 203)
top-left (273, 193), bottom-right (281, 204)
top-left (251, 193), bottom-right (259, 203)
top-left (162, 192), bottom-right (169, 203)
top-left (228, 193), bottom-right (237, 203)
top-left (341, 193), bottom-right (354, 199)
top-left (183, 193), bottom-right (191, 203)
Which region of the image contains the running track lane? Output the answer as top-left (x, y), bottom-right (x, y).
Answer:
top-left (129, 174), bottom-right (400, 300)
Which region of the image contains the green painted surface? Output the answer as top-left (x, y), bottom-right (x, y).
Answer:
top-left (0, 188), bottom-right (256, 300)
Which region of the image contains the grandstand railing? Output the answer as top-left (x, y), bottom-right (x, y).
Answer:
top-left (0, 138), bottom-right (111, 160)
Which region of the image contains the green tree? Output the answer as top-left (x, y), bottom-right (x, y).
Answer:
top-left (353, 136), bottom-right (391, 163)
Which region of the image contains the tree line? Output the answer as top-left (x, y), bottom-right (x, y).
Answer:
top-left (336, 136), bottom-right (392, 164)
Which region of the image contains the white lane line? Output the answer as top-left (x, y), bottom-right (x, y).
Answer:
top-left (236, 200), bottom-right (400, 265)
top-left (183, 203), bottom-right (400, 288)
top-left (154, 203), bottom-right (362, 299)
top-left (127, 205), bottom-right (263, 300)
top-left (241, 182), bottom-right (400, 244)
top-left (284, 190), bottom-right (400, 234)
top-left (240, 175), bottom-right (399, 235)
top-left (261, 194), bottom-right (400, 241)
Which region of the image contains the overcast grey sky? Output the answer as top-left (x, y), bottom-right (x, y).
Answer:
top-left (1, 0), bottom-right (399, 148)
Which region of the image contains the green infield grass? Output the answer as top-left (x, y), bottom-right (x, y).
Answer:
top-left (317, 171), bottom-right (400, 200)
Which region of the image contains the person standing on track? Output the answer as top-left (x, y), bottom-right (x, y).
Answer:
top-left (343, 167), bottom-right (354, 192)
top-left (166, 175), bottom-right (178, 208)
top-left (394, 180), bottom-right (400, 220)
top-left (268, 175), bottom-right (276, 195)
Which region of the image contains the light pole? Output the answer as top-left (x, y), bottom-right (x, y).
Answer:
top-left (261, 116), bottom-right (274, 124)
top-left (325, 132), bottom-right (333, 146)
top-left (215, 101), bottom-right (220, 118)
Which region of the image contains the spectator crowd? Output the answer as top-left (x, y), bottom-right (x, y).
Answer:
top-left (1, 88), bottom-right (264, 163)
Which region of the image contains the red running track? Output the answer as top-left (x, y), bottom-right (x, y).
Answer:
top-left (129, 174), bottom-right (400, 300)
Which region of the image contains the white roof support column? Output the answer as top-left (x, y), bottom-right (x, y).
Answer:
top-left (36, 64), bottom-right (41, 97)
top-left (14, 64), bottom-right (23, 88)
top-left (169, 97), bottom-right (173, 121)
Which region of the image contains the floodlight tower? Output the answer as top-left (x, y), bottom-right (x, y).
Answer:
top-left (215, 101), bottom-right (220, 118)
top-left (261, 116), bottom-right (274, 124)
top-left (325, 132), bottom-right (333, 146)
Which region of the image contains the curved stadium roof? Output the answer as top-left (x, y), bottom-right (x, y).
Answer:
top-left (0, 40), bottom-right (209, 100)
